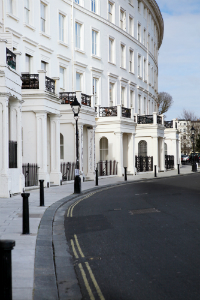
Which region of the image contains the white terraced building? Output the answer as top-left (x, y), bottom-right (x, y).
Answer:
top-left (0, 0), bottom-right (180, 197)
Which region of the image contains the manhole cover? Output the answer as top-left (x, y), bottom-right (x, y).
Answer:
top-left (129, 208), bottom-right (160, 215)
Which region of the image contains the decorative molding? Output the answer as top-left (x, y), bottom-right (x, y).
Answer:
top-left (38, 45), bottom-right (54, 54)
top-left (6, 13), bottom-right (19, 23)
top-left (108, 73), bottom-right (118, 79)
top-left (91, 66), bottom-right (103, 73)
top-left (23, 23), bottom-right (36, 31)
top-left (74, 61), bottom-right (87, 69)
top-left (5, 27), bottom-right (22, 38)
top-left (120, 77), bottom-right (129, 83)
top-left (129, 81), bottom-right (137, 87)
top-left (57, 54), bottom-right (71, 63)
top-left (22, 37), bottom-right (38, 47)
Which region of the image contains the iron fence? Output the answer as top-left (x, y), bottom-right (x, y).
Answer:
top-left (22, 163), bottom-right (39, 187)
top-left (97, 160), bottom-right (118, 176)
top-left (21, 74), bottom-right (39, 89)
top-left (137, 115), bottom-right (153, 124)
top-left (60, 92), bottom-right (76, 104)
top-left (6, 48), bottom-right (16, 70)
top-left (122, 107), bottom-right (131, 118)
top-left (45, 76), bottom-right (55, 93)
top-left (60, 162), bottom-right (75, 181)
top-left (99, 106), bottom-right (117, 117)
top-left (81, 93), bottom-right (91, 106)
top-left (9, 141), bottom-right (17, 168)
top-left (164, 121), bottom-right (173, 128)
top-left (157, 115), bottom-right (162, 125)
top-left (165, 155), bottom-right (174, 169)
top-left (135, 156), bottom-right (153, 172)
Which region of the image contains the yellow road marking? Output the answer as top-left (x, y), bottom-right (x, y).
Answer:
top-left (78, 263), bottom-right (95, 300)
top-left (85, 262), bottom-right (105, 300)
top-left (74, 234), bottom-right (85, 258)
top-left (71, 239), bottom-right (79, 258)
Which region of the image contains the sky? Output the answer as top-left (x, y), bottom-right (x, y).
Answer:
top-left (156, 0), bottom-right (200, 120)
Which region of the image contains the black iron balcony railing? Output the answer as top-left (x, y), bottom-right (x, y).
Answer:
top-left (81, 93), bottom-right (91, 106)
top-left (157, 115), bottom-right (162, 125)
top-left (21, 74), bottom-right (39, 89)
top-left (97, 160), bottom-right (118, 176)
top-left (137, 115), bottom-right (153, 124)
top-left (22, 163), bottom-right (39, 187)
top-left (99, 106), bottom-right (117, 117)
top-left (9, 141), bottom-right (17, 168)
top-left (60, 92), bottom-right (76, 104)
top-left (122, 107), bottom-right (131, 118)
top-left (164, 121), bottom-right (173, 128)
top-left (45, 76), bottom-right (55, 93)
top-left (6, 48), bottom-right (16, 70)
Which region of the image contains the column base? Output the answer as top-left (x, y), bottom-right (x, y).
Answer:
top-left (50, 172), bottom-right (62, 186)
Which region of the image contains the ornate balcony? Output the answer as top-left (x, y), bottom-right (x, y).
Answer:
top-left (157, 115), bottom-right (162, 125)
top-left (45, 76), bottom-right (55, 93)
top-left (122, 107), bottom-right (131, 118)
top-left (59, 92), bottom-right (76, 104)
top-left (164, 121), bottom-right (173, 128)
top-left (6, 48), bottom-right (16, 70)
top-left (81, 93), bottom-right (91, 106)
top-left (21, 74), bottom-right (39, 89)
top-left (138, 115), bottom-right (153, 124)
top-left (99, 106), bottom-right (117, 117)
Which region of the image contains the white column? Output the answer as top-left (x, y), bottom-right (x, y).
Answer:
top-left (14, 51), bottom-right (22, 74)
top-left (38, 70), bottom-right (46, 91)
top-left (36, 112), bottom-right (49, 186)
top-left (0, 39), bottom-right (7, 66)
top-left (128, 133), bottom-right (136, 175)
top-left (114, 132), bottom-right (123, 176)
top-left (153, 112), bottom-right (157, 125)
top-left (87, 127), bottom-right (96, 179)
top-left (52, 77), bottom-right (60, 95)
top-left (50, 115), bottom-right (62, 185)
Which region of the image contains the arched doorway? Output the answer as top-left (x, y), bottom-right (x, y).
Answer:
top-left (138, 140), bottom-right (147, 156)
top-left (100, 137), bottom-right (108, 161)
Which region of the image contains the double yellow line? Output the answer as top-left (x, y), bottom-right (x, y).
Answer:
top-left (71, 234), bottom-right (105, 300)
top-left (67, 192), bottom-right (96, 218)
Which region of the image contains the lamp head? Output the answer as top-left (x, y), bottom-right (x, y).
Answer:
top-left (70, 96), bottom-right (81, 117)
top-left (191, 126), bottom-right (195, 135)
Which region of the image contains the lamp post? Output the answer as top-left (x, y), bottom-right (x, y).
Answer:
top-left (71, 96), bottom-right (81, 193)
top-left (191, 126), bottom-right (197, 172)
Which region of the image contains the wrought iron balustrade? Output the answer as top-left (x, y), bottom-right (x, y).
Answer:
top-left (137, 115), bottom-right (153, 124)
top-left (81, 93), bottom-right (91, 106)
top-left (45, 76), bottom-right (55, 93)
top-left (6, 48), bottom-right (16, 70)
top-left (9, 141), bottom-right (17, 168)
top-left (60, 92), bottom-right (76, 104)
top-left (122, 107), bottom-right (131, 118)
top-left (22, 163), bottom-right (38, 187)
top-left (21, 74), bottom-right (39, 89)
top-left (135, 156), bottom-right (153, 172)
top-left (165, 155), bottom-right (174, 169)
top-left (164, 121), bottom-right (173, 128)
top-left (60, 162), bottom-right (75, 181)
top-left (97, 160), bottom-right (118, 176)
top-left (134, 115), bottom-right (136, 122)
top-left (99, 106), bottom-right (117, 117)
top-left (157, 115), bottom-right (162, 125)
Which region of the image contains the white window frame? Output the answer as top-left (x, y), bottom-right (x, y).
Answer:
top-left (144, 58), bottom-right (147, 81)
top-left (143, 28), bottom-right (146, 46)
top-left (76, 71), bottom-right (82, 91)
top-left (40, 2), bottom-right (46, 33)
top-left (138, 94), bottom-right (141, 115)
top-left (93, 77), bottom-right (99, 105)
top-left (75, 21), bottom-right (83, 50)
top-left (121, 86), bottom-right (126, 106)
top-left (129, 48), bottom-right (134, 73)
top-left (25, 53), bottom-right (31, 73)
top-left (109, 81), bottom-right (115, 106)
top-left (138, 1), bottom-right (141, 13)
top-left (148, 63), bottom-right (151, 85)
top-left (121, 43), bottom-right (126, 69)
top-left (138, 54), bottom-right (141, 78)
top-left (59, 13), bottom-right (65, 42)
top-left (108, 1), bottom-right (114, 23)
top-left (144, 97), bottom-right (146, 114)
top-left (120, 8), bottom-right (126, 30)
top-left (59, 66), bottom-right (65, 90)
top-left (109, 36), bottom-right (115, 64)
top-left (24, 0), bottom-right (30, 24)
top-left (92, 29), bottom-right (98, 56)
top-left (60, 133), bottom-right (64, 160)
top-left (91, 0), bottom-right (96, 13)
top-left (129, 15), bottom-right (133, 36)
top-left (130, 89), bottom-right (135, 108)
top-left (138, 23), bottom-right (141, 42)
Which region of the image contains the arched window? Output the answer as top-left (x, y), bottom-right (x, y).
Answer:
top-left (100, 137), bottom-right (108, 161)
top-left (60, 133), bottom-right (64, 159)
top-left (138, 140), bottom-right (147, 156)
top-left (164, 143), bottom-right (167, 156)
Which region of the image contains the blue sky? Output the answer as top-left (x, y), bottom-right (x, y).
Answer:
top-left (156, 0), bottom-right (200, 120)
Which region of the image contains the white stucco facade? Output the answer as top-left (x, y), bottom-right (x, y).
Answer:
top-left (0, 0), bottom-right (180, 197)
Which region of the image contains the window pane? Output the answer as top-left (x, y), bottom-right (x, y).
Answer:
top-left (25, 54), bottom-right (30, 73)
top-left (60, 67), bottom-right (64, 89)
top-left (41, 61), bottom-right (46, 71)
top-left (76, 73), bottom-right (81, 91)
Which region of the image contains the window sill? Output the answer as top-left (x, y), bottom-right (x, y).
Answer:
top-left (58, 41), bottom-right (69, 48)
top-left (120, 66), bottom-right (126, 71)
top-left (40, 31), bottom-right (51, 39)
top-left (149, 83), bottom-right (152, 86)
top-left (24, 23), bottom-right (36, 31)
top-left (144, 79), bottom-right (147, 83)
top-left (91, 54), bottom-right (101, 60)
top-left (6, 13), bottom-right (19, 22)
top-left (75, 48), bottom-right (85, 54)
top-left (138, 76), bottom-right (142, 80)
top-left (129, 71), bottom-right (135, 75)
top-left (108, 61), bottom-right (116, 66)
top-left (129, 3), bottom-right (134, 8)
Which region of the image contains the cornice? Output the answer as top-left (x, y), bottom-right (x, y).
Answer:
top-left (91, 66), bottom-right (103, 73)
top-left (5, 27), bottom-right (22, 38)
top-left (74, 61), bottom-right (88, 68)
top-left (108, 73), bottom-right (118, 79)
top-left (38, 45), bottom-right (54, 54)
top-left (57, 54), bottom-right (71, 62)
top-left (22, 37), bottom-right (38, 47)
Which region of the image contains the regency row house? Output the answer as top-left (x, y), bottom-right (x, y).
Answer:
top-left (0, 0), bottom-right (180, 197)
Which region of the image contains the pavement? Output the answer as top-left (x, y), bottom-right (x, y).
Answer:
top-left (0, 164), bottom-right (198, 300)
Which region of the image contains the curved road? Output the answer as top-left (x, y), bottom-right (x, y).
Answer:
top-left (65, 174), bottom-right (200, 300)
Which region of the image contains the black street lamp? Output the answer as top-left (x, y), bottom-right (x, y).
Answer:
top-left (71, 97), bottom-right (81, 193)
top-left (191, 126), bottom-right (197, 172)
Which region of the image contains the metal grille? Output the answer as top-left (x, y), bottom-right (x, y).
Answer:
top-left (60, 92), bottom-right (76, 104)
top-left (22, 163), bottom-right (38, 187)
top-left (9, 141), bottom-right (17, 168)
top-left (6, 48), bottom-right (16, 70)
top-left (157, 115), bottom-right (162, 124)
top-left (45, 76), bottom-right (55, 93)
top-left (122, 107), bottom-right (131, 118)
top-left (81, 93), bottom-right (91, 106)
top-left (99, 106), bottom-right (117, 117)
top-left (60, 162), bottom-right (75, 181)
top-left (165, 155), bottom-right (174, 169)
top-left (21, 74), bottom-right (39, 89)
top-left (97, 160), bottom-right (118, 176)
top-left (164, 121), bottom-right (173, 128)
top-left (135, 156), bottom-right (153, 172)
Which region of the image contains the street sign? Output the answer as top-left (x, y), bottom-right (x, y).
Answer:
top-left (75, 169), bottom-right (79, 176)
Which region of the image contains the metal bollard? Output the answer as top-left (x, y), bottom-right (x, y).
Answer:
top-left (154, 165), bottom-right (157, 177)
top-left (39, 180), bottom-right (44, 207)
top-left (95, 169), bottom-right (98, 186)
top-left (0, 240), bottom-right (15, 300)
top-left (124, 167), bottom-right (127, 181)
top-left (178, 164), bottom-right (180, 174)
top-left (21, 193), bottom-right (30, 234)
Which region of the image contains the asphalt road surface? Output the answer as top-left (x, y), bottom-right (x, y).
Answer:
top-left (65, 174), bottom-right (200, 300)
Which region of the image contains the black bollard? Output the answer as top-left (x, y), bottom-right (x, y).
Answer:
top-left (21, 193), bottom-right (30, 234)
top-left (95, 169), bottom-right (98, 186)
top-left (0, 240), bottom-right (15, 300)
top-left (39, 180), bottom-right (44, 207)
top-left (124, 167), bottom-right (127, 181)
top-left (154, 165), bottom-right (157, 177)
top-left (178, 164), bottom-right (180, 174)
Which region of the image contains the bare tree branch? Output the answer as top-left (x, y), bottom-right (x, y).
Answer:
top-left (157, 92), bottom-right (174, 115)
top-left (178, 109), bottom-right (200, 121)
